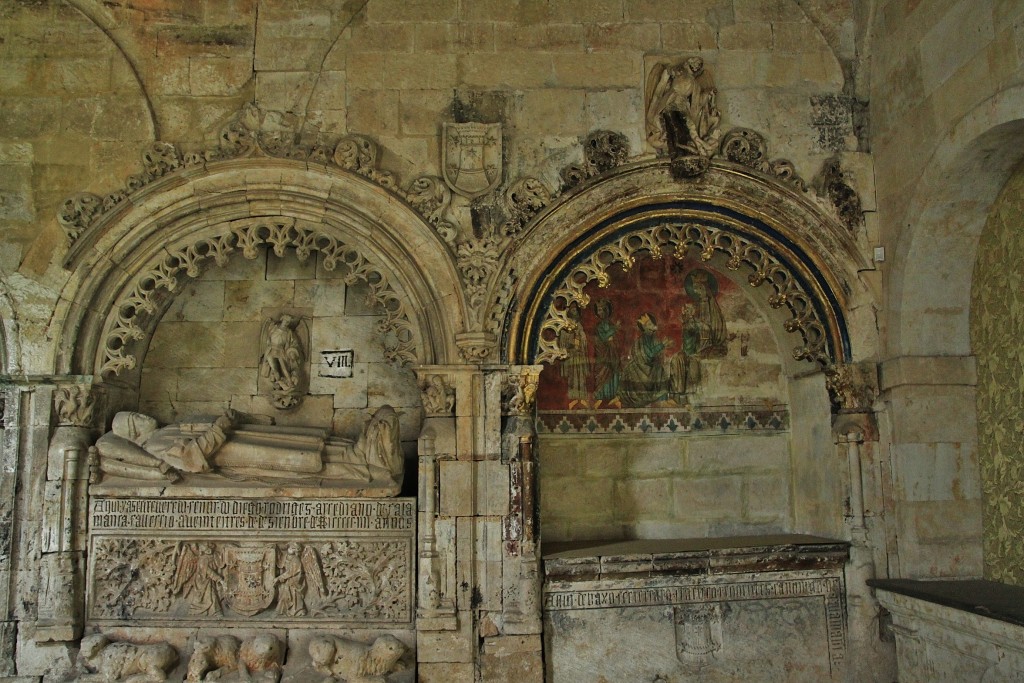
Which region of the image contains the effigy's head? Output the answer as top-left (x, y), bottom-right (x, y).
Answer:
top-left (111, 411), bottom-right (158, 444)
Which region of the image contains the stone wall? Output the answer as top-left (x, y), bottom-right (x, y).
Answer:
top-left (138, 246), bottom-right (423, 450)
top-left (869, 0), bottom-right (1024, 580)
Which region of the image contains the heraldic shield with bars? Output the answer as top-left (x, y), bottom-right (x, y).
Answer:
top-left (442, 122), bottom-right (502, 199)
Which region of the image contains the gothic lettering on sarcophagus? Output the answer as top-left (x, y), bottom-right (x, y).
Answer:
top-left (86, 498), bottom-right (415, 627)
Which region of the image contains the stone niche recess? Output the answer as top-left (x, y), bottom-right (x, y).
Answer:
top-left (537, 253), bottom-right (836, 543)
top-left (81, 244), bottom-right (423, 682)
top-left (138, 245), bottom-right (423, 453)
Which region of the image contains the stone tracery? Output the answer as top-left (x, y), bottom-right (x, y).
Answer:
top-left (100, 217), bottom-right (419, 378)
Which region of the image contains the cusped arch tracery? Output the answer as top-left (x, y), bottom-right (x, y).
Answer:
top-left (532, 217), bottom-right (837, 373)
top-left (53, 158), bottom-right (468, 381)
top-left (102, 216), bottom-right (420, 378)
top-left (505, 161), bottom-right (870, 408)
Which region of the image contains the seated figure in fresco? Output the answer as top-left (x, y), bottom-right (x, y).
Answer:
top-left (93, 406), bottom-right (404, 487)
top-left (620, 313), bottom-right (675, 407)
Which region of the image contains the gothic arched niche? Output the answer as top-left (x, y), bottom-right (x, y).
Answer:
top-left (52, 160), bottom-right (469, 483)
top-left (505, 162), bottom-right (866, 543)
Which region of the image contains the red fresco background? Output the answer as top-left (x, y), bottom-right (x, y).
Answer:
top-left (537, 256), bottom-right (736, 410)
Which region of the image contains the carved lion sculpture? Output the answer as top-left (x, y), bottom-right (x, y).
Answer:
top-left (237, 634), bottom-right (284, 683)
top-left (184, 634), bottom-right (282, 683)
top-left (308, 634), bottom-right (405, 683)
top-left (186, 635), bottom-right (239, 682)
top-left (79, 633), bottom-right (178, 682)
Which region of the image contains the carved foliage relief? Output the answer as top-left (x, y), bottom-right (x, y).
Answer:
top-left (87, 498), bottom-right (415, 625)
top-left (971, 166), bottom-right (1024, 586)
top-left (90, 537), bottom-right (411, 624)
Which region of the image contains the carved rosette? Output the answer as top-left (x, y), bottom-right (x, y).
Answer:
top-left (535, 222), bottom-right (836, 394)
top-left (560, 130), bottom-right (631, 191)
top-left (720, 128), bottom-right (806, 191)
top-left (100, 218), bottom-right (418, 377)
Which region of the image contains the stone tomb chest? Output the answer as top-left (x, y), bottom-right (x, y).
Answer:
top-left (86, 490), bottom-right (415, 681)
top-left (82, 409), bottom-right (416, 681)
top-left (543, 535), bottom-right (849, 682)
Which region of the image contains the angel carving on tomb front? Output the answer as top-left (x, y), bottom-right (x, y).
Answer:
top-left (274, 542), bottom-right (326, 617)
top-left (173, 542), bottom-right (225, 616)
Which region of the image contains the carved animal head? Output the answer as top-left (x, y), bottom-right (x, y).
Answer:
top-left (239, 634), bottom-right (282, 670)
top-left (79, 633), bottom-right (109, 662)
top-left (363, 635), bottom-right (405, 676)
top-left (308, 636), bottom-right (336, 674)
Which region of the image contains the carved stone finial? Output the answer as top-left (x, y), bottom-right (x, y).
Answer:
top-left (58, 193), bottom-right (103, 242)
top-left (646, 56), bottom-right (722, 178)
top-left (502, 177), bottom-right (551, 235)
top-left (420, 375), bottom-right (455, 417)
top-left (814, 156), bottom-right (863, 231)
top-left (406, 176), bottom-right (457, 245)
top-left (53, 384), bottom-right (95, 428)
top-left (560, 130), bottom-right (631, 190)
top-left (720, 128), bottom-right (807, 191)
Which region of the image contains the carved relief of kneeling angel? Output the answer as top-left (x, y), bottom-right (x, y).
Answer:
top-left (92, 406), bottom-right (405, 489)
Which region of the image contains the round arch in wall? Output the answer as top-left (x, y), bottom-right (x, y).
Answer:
top-left (505, 160), bottom-right (871, 405)
top-left (50, 158), bottom-right (469, 399)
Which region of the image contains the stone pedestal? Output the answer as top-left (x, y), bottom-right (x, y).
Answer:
top-left (871, 579), bottom-right (1024, 682)
top-left (543, 535), bottom-right (849, 682)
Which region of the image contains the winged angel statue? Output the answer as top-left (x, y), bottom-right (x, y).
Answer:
top-left (645, 56), bottom-right (722, 176)
top-left (260, 314), bottom-right (307, 409)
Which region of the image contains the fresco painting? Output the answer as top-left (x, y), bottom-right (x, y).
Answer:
top-left (536, 255), bottom-right (792, 437)
top-left (539, 257), bottom-right (737, 412)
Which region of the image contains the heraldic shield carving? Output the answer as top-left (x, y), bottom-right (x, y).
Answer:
top-left (443, 122), bottom-right (502, 198)
top-left (223, 544), bottom-right (277, 616)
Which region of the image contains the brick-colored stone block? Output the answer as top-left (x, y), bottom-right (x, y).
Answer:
top-left (482, 635), bottom-right (544, 682)
top-left (494, 23), bottom-right (586, 51)
top-left (417, 662), bottom-right (475, 682)
top-left (552, 51), bottom-right (642, 88)
top-left (718, 22), bottom-right (774, 50)
top-left (383, 53), bottom-right (457, 90)
top-left (460, 52), bottom-right (553, 88)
